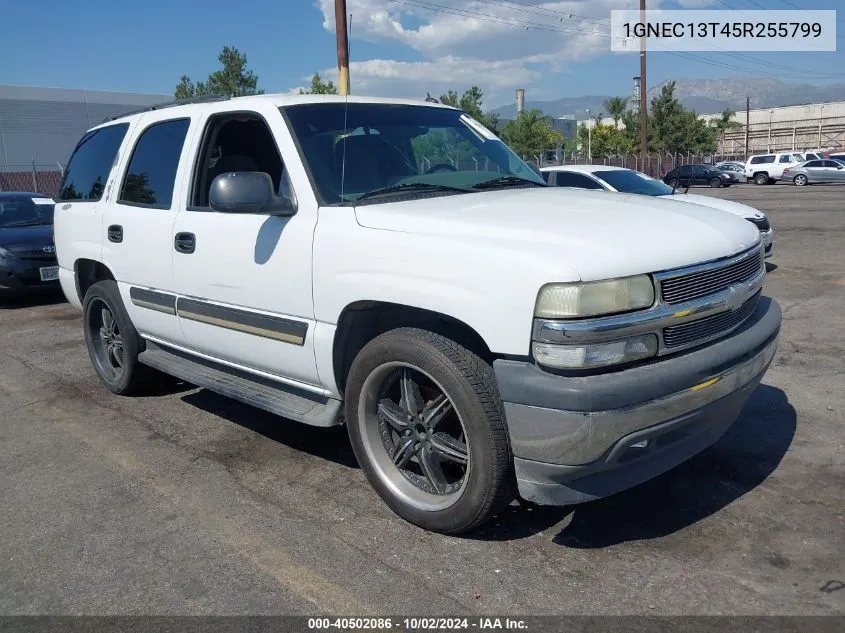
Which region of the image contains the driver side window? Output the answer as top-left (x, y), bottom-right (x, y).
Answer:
top-left (190, 112), bottom-right (293, 209)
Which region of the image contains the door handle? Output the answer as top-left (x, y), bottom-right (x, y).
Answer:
top-left (107, 225), bottom-right (123, 243)
top-left (174, 232), bottom-right (196, 254)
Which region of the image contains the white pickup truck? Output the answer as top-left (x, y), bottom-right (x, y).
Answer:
top-left (54, 94), bottom-right (781, 533)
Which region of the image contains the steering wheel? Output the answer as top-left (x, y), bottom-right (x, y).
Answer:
top-left (425, 163), bottom-right (457, 174)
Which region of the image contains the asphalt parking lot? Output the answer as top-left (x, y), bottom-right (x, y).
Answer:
top-left (1, 184), bottom-right (843, 616)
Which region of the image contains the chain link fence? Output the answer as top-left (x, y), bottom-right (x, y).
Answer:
top-left (532, 152), bottom-right (750, 178)
top-left (0, 163), bottom-right (64, 197)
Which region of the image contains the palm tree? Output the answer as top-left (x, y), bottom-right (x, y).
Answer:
top-left (603, 96), bottom-right (629, 128)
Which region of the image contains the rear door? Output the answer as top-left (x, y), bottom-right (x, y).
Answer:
top-left (55, 123), bottom-right (132, 306)
top-left (802, 160), bottom-right (826, 182)
top-left (822, 159), bottom-right (845, 182)
top-left (100, 113), bottom-right (197, 344)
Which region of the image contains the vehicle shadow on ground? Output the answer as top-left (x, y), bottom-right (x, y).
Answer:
top-left (473, 384), bottom-right (796, 547)
top-left (0, 290), bottom-right (66, 309)
top-left (180, 389), bottom-right (359, 468)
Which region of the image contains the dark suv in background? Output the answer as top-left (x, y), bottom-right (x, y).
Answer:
top-left (0, 192), bottom-right (60, 298)
top-left (663, 164), bottom-right (734, 188)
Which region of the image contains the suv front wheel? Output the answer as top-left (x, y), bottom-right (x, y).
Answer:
top-left (344, 327), bottom-right (514, 533)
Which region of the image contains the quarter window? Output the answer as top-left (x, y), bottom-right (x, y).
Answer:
top-left (119, 118), bottom-right (190, 208)
top-left (58, 123), bottom-right (129, 202)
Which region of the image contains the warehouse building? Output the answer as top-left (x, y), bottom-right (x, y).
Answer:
top-left (0, 84), bottom-right (167, 194)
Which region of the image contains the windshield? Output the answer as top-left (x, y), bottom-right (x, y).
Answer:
top-left (0, 196), bottom-right (55, 227)
top-left (592, 169), bottom-right (675, 196)
top-left (283, 103), bottom-right (544, 205)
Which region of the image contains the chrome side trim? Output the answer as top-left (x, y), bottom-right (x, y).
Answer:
top-left (533, 268), bottom-right (764, 355)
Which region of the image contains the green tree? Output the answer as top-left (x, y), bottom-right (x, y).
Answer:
top-left (174, 46), bottom-right (263, 98)
top-left (300, 72), bottom-right (337, 94)
top-left (603, 96), bottom-right (629, 128)
top-left (578, 122), bottom-right (636, 156)
top-left (439, 86), bottom-right (500, 132)
top-left (499, 109), bottom-right (563, 158)
top-left (649, 81), bottom-right (716, 154)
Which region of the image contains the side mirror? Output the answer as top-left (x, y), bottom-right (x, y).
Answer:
top-left (209, 171), bottom-right (295, 216)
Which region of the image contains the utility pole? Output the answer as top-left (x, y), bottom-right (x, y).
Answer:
top-left (639, 0), bottom-right (647, 158)
top-left (335, 0), bottom-right (350, 95)
top-left (745, 96), bottom-right (750, 158)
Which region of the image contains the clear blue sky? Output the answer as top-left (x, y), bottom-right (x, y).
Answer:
top-left (2, 0), bottom-right (845, 109)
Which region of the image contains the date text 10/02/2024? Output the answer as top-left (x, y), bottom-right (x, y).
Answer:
top-left (307, 617), bottom-right (529, 630)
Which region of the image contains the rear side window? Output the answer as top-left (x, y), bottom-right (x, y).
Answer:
top-left (750, 155), bottom-right (774, 165)
top-left (554, 172), bottom-right (603, 189)
top-left (119, 118), bottom-right (191, 208)
top-left (541, 171), bottom-right (553, 184)
top-left (778, 155), bottom-right (793, 163)
top-left (58, 123), bottom-right (129, 202)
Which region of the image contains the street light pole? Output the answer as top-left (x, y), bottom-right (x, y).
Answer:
top-left (586, 109), bottom-right (592, 163)
top-left (818, 105), bottom-right (824, 149)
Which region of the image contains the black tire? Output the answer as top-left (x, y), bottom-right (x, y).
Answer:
top-left (709, 177), bottom-right (722, 188)
top-left (754, 172), bottom-right (769, 185)
top-left (344, 327), bottom-right (514, 534)
top-left (82, 280), bottom-right (155, 395)
top-left (793, 174), bottom-right (808, 186)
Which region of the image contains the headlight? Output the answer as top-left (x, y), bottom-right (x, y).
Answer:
top-left (532, 334), bottom-right (658, 370)
top-left (534, 275), bottom-right (655, 319)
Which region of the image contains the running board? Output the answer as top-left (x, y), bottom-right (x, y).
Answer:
top-left (138, 342), bottom-right (342, 427)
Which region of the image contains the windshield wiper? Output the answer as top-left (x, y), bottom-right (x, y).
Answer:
top-left (471, 175), bottom-right (546, 190)
top-left (351, 182), bottom-right (474, 203)
top-left (3, 219), bottom-right (51, 227)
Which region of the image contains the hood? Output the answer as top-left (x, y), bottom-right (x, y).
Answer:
top-left (0, 224), bottom-right (53, 247)
top-left (663, 193), bottom-right (765, 220)
top-left (353, 188), bottom-right (761, 281)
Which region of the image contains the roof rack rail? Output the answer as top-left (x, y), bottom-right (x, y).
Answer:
top-left (102, 94), bottom-right (230, 122)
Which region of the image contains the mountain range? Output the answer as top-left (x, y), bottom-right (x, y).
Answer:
top-left (491, 77), bottom-right (845, 120)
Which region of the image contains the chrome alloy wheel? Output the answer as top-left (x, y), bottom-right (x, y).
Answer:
top-left (358, 362), bottom-right (470, 511)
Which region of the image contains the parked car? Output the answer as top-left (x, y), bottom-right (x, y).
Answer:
top-left (541, 165), bottom-right (774, 257)
top-left (828, 152), bottom-right (845, 162)
top-left (663, 164), bottom-right (734, 188)
top-left (54, 94), bottom-right (781, 534)
top-left (0, 192), bottom-right (60, 298)
top-left (744, 152), bottom-right (804, 185)
top-left (715, 161), bottom-right (745, 171)
top-left (714, 163), bottom-right (746, 181)
top-left (781, 158), bottom-right (845, 186)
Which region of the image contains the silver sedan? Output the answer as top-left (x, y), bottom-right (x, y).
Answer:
top-left (782, 159), bottom-right (845, 186)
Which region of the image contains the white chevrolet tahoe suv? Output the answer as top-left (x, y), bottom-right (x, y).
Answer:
top-left (54, 94), bottom-right (781, 533)
top-left (745, 152), bottom-right (804, 185)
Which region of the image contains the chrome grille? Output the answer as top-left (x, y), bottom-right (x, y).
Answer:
top-left (660, 249), bottom-right (762, 305)
top-left (663, 291), bottom-right (760, 348)
top-left (748, 217), bottom-right (770, 231)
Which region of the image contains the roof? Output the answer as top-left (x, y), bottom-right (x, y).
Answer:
top-left (95, 92), bottom-right (457, 128)
top-left (540, 164), bottom-right (627, 173)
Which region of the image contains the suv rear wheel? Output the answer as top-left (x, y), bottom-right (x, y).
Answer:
top-left (82, 280), bottom-right (155, 395)
top-left (753, 172), bottom-right (770, 185)
top-left (344, 327), bottom-right (514, 533)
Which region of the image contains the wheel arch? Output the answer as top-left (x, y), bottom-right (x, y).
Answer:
top-left (74, 259), bottom-right (115, 304)
top-left (332, 300), bottom-right (494, 397)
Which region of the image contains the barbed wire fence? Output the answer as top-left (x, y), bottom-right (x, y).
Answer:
top-left (0, 160), bottom-right (64, 197)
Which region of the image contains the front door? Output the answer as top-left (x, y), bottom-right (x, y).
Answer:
top-left (170, 103), bottom-right (321, 387)
top-left (101, 113), bottom-right (196, 345)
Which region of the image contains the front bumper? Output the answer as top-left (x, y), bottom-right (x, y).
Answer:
top-left (494, 296), bottom-right (781, 505)
top-left (0, 257), bottom-right (60, 295)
